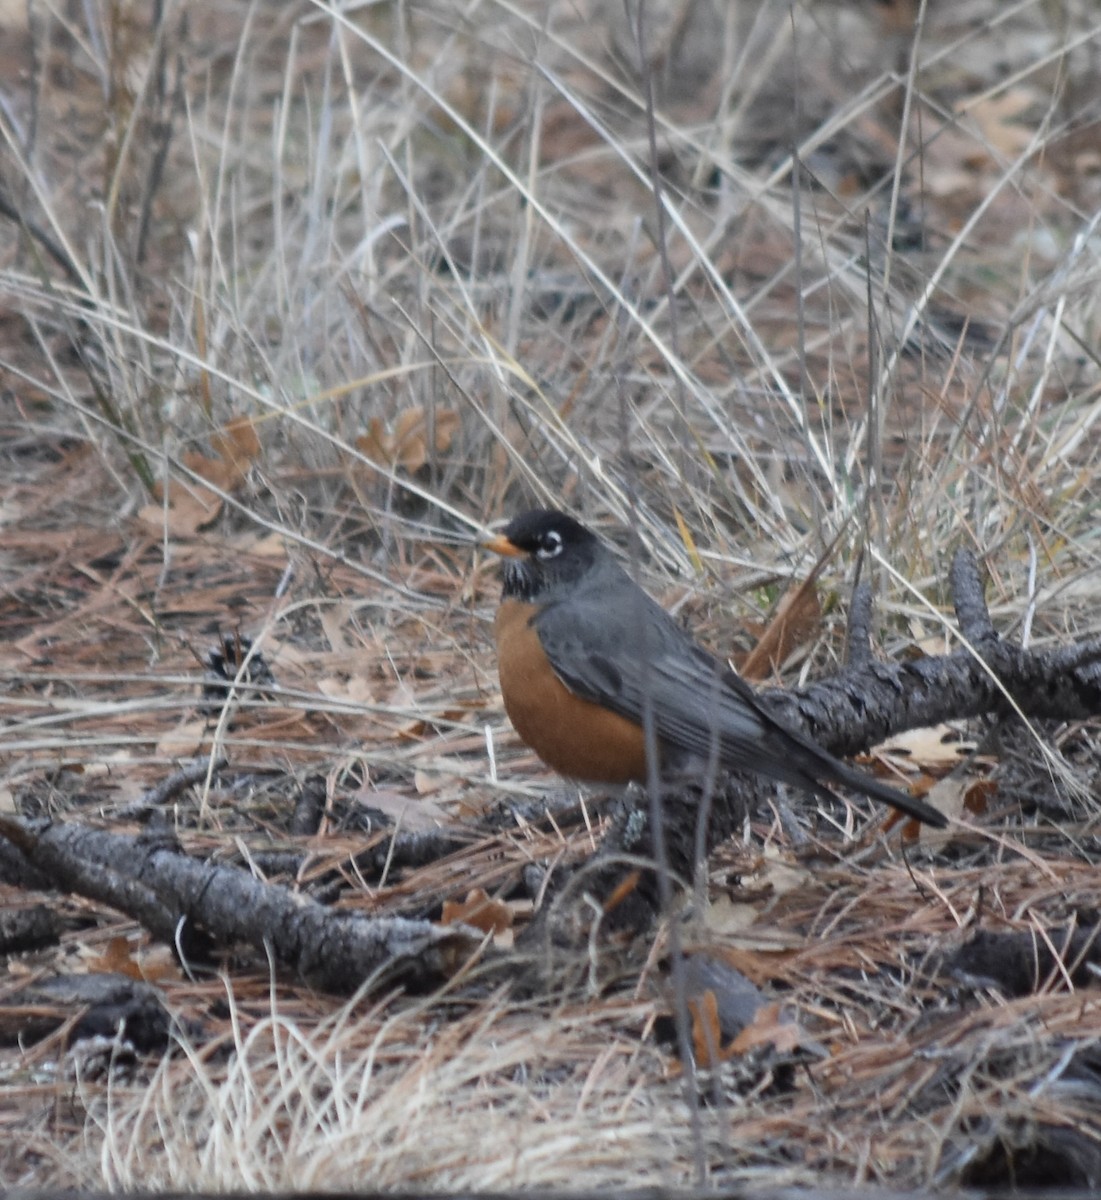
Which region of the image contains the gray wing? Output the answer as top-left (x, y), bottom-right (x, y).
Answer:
top-left (532, 582), bottom-right (789, 778)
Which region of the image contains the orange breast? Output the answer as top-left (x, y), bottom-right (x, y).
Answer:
top-left (494, 599), bottom-right (649, 783)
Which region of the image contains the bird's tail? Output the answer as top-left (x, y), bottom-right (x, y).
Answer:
top-left (821, 757), bottom-right (946, 827)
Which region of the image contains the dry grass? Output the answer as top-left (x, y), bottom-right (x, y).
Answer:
top-left (2, 0), bottom-right (1101, 1190)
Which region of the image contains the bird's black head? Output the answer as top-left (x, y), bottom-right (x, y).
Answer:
top-left (483, 508), bottom-right (603, 600)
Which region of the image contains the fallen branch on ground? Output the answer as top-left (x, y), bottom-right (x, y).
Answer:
top-left (0, 815), bottom-right (482, 994)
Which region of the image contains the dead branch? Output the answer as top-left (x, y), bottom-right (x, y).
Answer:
top-left (758, 549), bottom-right (1101, 758)
top-left (0, 815), bottom-right (481, 994)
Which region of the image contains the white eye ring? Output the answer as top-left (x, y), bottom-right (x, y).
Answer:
top-left (536, 530), bottom-right (563, 559)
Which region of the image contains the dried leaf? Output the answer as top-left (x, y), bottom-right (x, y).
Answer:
top-left (358, 417), bottom-right (392, 467)
top-left (441, 888), bottom-right (512, 935)
top-left (85, 936), bottom-right (145, 981)
top-left (963, 90), bottom-right (1036, 158)
top-left (360, 788), bottom-right (450, 831)
top-left (915, 776), bottom-right (967, 838)
top-left (705, 894), bottom-right (761, 935)
top-left (727, 1001), bottom-right (807, 1056)
top-left (357, 407), bottom-right (460, 473)
top-left (963, 777), bottom-right (997, 815)
top-left (741, 574), bottom-right (822, 681)
top-left (181, 451), bottom-right (242, 494)
top-left (917, 775), bottom-right (993, 841)
top-left (317, 673), bottom-right (375, 704)
top-left (139, 475), bottom-right (223, 536)
top-left (87, 936), bottom-right (181, 984)
top-left (410, 759), bottom-right (477, 794)
top-left (140, 452), bottom-right (243, 537)
top-left (211, 414), bottom-right (261, 465)
top-left (877, 723), bottom-right (977, 770)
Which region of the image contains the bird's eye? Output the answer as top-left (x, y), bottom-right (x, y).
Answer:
top-left (536, 530), bottom-right (563, 559)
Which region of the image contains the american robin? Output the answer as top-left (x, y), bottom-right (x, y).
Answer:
top-left (483, 508), bottom-right (946, 828)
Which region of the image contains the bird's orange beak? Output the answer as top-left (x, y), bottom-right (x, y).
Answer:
top-left (481, 532), bottom-right (524, 558)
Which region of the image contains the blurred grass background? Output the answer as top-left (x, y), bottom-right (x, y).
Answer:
top-left (5, 0), bottom-right (1098, 613)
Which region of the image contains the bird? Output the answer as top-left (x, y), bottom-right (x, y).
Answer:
top-left (482, 508), bottom-right (946, 828)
